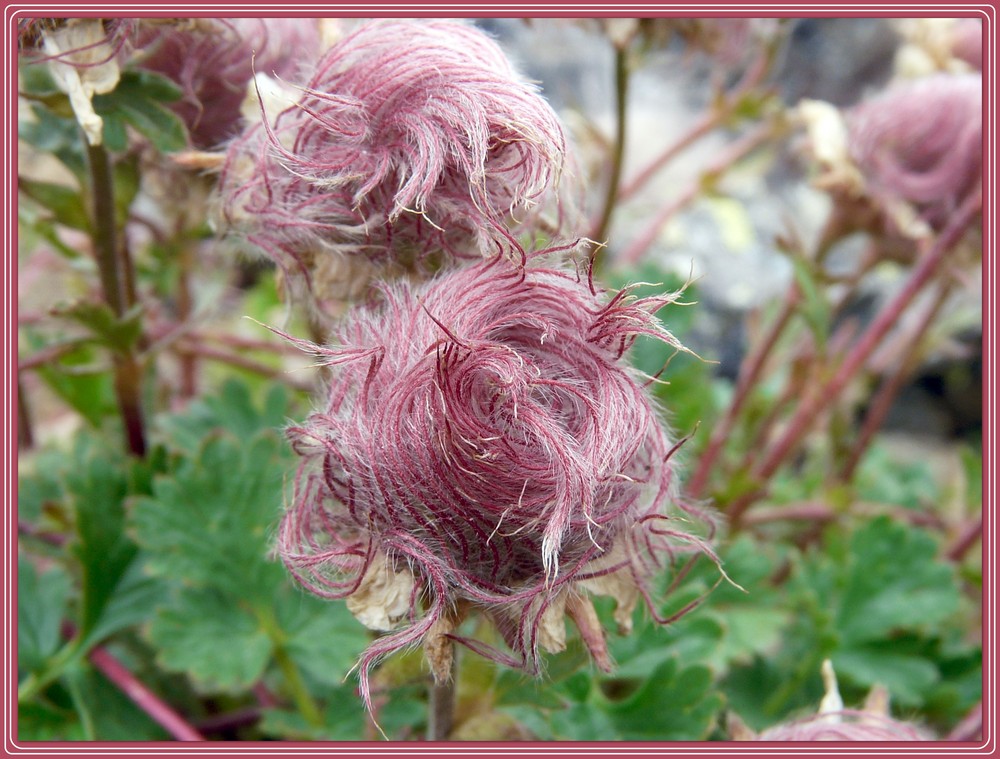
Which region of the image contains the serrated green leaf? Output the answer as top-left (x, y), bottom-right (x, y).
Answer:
top-left (18, 558), bottom-right (72, 675)
top-left (156, 379), bottom-right (291, 453)
top-left (834, 517), bottom-right (958, 643)
top-left (604, 659), bottom-right (721, 740)
top-left (81, 555), bottom-right (166, 647)
top-left (832, 646), bottom-right (939, 706)
top-left (131, 432), bottom-right (290, 599)
top-left (64, 438), bottom-right (139, 640)
top-left (18, 180), bottom-right (90, 232)
top-left (149, 586), bottom-right (272, 693)
top-left (278, 592), bottom-right (370, 688)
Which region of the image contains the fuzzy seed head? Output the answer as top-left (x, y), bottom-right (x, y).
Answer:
top-left (846, 72), bottom-right (982, 235)
top-left (276, 250), bottom-right (715, 708)
top-left (218, 19), bottom-right (575, 311)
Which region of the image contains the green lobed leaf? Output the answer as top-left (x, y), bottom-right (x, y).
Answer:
top-left (833, 517), bottom-right (958, 643)
top-left (603, 659), bottom-right (722, 740)
top-left (277, 590), bottom-right (371, 689)
top-left (130, 432), bottom-right (290, 600)
top-left (92, 71), bottom-right (188, 153)
top-left (154, 379), bottom-right (292, 454)
top-left (63, 435), bottom-right (141, 641)
top-left (259, 687), bottom-right (367, 740)
top-left (18, 558), bottom-right (72, 675)
top-left (148, 586), bottom-right (273, 693)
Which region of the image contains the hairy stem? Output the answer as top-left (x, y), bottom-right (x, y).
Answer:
top-left (589, 44), bottom-right (630, 249)
top-left (86, 141), bottom-right (147, 457)
top-left (427, 658), bottom-right (457, 741)
top-left (688, 282), bottom-right (800, 498)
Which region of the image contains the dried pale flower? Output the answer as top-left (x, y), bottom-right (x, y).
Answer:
top-left (218, 19), bottom-right (574, 314)
top-left (135, 18), bottom-right (321, 149)
top-left (846, 72), bottom-right (982, 236)
top-left (24, 18), bottom-right (132, 145)
top-left (797, 72), bottom-right (981, 243)
top-left (276, 248), bottom-right (719, 710)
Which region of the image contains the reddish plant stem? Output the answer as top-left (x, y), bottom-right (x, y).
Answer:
top-left (839, 282), bottom-right (953, 481)
top-left (742, 500), bottom-right (945, 531)
top-left (619, 124), bottom-right (773, 266)
top-left (946, 515), bottom-right (983, 563)
top-left (174, 341), bottom-right (313, 393)
top-left (17, 339), bottom-right (88, 371)
top-left (618, 50), bottom-right (770, 203)
top-left (589, 44), bottom-right (630, 248)
top-left (194, 707), bottom-right (261, 735)
top-left (87, 646), bottom-right (204, 741)
top-left (687, 282), bottom-right (800, 498)
top-left (748, 193), bottom-right (981, 494)
top-left (17, 375), bottom-right (34, 450)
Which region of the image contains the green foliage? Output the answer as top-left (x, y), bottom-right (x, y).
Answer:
top-left (92, 71), bottom-right (188, 153)
top-left (16, 16), bottom-right (981, 745)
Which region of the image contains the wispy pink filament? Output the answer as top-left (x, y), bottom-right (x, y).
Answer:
top-left (277, 250), bottom-right (714, 708)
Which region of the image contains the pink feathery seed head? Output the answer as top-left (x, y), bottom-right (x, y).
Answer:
top-left (218, 19), bottom-right (575, 309)
top-left (846, 72), bottom-right (982, 233)
top-left (135, 18), bottom-right (321, 149)
top-left (275, 248), bottom-right (718, 710)
top-left (756, 710), bottom-right (932, 742)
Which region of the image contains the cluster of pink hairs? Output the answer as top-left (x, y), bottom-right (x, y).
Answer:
top-left (756, 710), bottom-right (931, 742)
top-left (276, 246), bottom-right (722, 711)
top-left (218, 19), bottom-right (574, 300)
